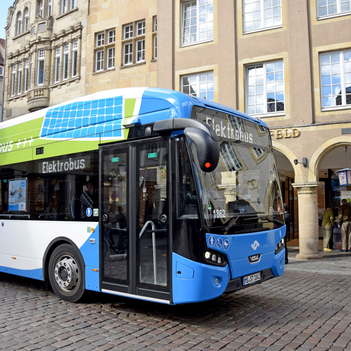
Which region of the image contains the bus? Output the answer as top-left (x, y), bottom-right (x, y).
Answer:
top-left (0, 87), bottom-right (285, 305)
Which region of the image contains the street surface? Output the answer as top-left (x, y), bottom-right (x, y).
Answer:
top-left (1, 253), bottom-right (351, 350)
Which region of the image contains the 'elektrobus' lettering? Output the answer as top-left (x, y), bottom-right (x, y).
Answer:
top-left (205, 117), bottom-right (253, 143)
top-left (42, 158), bottom-right (85, 174)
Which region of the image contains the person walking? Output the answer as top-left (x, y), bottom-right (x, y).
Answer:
top-left (337, 199), bottom-right (351, 252)
top-left (321, 203), bottom-right (334, 251)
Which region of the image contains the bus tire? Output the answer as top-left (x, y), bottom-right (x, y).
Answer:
top-left (48, 244), bottom-right (85, 302)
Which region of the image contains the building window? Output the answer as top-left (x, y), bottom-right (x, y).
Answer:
top-left (246, 60), bottom-right (285, 116)
top-left (47, 0), bottom-right (52, 16)
top-left (181, 0), bottom-right (213, 46)
top-left (136, 40), bottom-right (145, 62)
top-left (181, 72), bottom-right (214, 101)
top-left (54, 47), bottom-right (60, 83)
top-left (123, 43), bottom-right (133, 65)
top-left (37, 49), bottom-right (45, 85)
top-left (38, 1), bottom-right (43, 17)
top-left (11, 65), bottom-right (16, 96)
top-left (16, 12), bottom-right (22, 35)
top-left (108, 29), bottom-right (115, 44)
top-left (317, 0), bottom-right (351, 18)
top-left (18, 62), bottom-right (22, 94)
top-left (61, 0), bottom-right (76, 14)
top-left (137, 20), bottom-right (145, 36)
top-left (95, 50), bottom-right (104, 71)
top-left (124, 24), bottom-right (133, 39)
top-left (153, 16), bottom-right (157, 60)
top-left (94, 30), bottom-right (115, 72)
top-left (107, 47), bottom-right (115, 69)
top-left (96, 32), bottom-right (104, 47)
top-left (24, 8), bottom-right (29, 32)
top-left (0, 66), bottom-right (3, 77)
top-left (72, 39), bottom-right (78, 77)
top-left (220, 143), bottom-right (243, 171)
top-left (63, 43), bottom-right (69, 80)
top-left (24, 59), bottom-right (29, 92)
top-left (243, 0), bottom-right (282, 33)
top-left (320, 50), bottom-right (351, 108)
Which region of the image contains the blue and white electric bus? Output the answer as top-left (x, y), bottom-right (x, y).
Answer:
top-left (0, 87), bottom-right (285, 304)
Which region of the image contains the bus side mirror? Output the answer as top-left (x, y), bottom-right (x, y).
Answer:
top-left (184, 127), bottom-right (219, 172)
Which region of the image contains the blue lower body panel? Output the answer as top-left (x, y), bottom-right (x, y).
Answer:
top-left (0, 266), bottom-right (43, 280)
top-left (172, 253), bottom-right (230, 304)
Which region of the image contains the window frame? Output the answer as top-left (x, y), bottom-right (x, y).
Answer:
top-left (123, 42), bottom-right (133, 66)
top-left (54, 46), bottom-right (61, 83)
top-left (95, 50), bottom-right (104, 72)
top-left (243, 0), bottom-right (283, 34)
top-left (107, 47), bottom-right (115, 69)
top-left (24, 59), bottom-right (29, 92)
top-left (11, 65), bottom-right (16, 96)
top-left (136, 39), bottom-right (145, 63)
top-left (37, 49), bottom-right (45, 86)
top-left (317, 0), bottom-right (351, 19)
top-left (72, 39), bottom-right (78, 77)
top-left (17, 62), bottom-right (22, 95)
top-left (24, 8), bottom-right (29, 32)
top-left (245, 60), bottom-right (285, 117)
top-left (181, 0), bottom-right (214, 46)
top-left (63, 43), bottom-right (69, 80)
top-left (16, 12), bottom-right (22, 36)
top-left (181, 71), bottom-right (215, 101)
top-left (320, 49), bottom-right (351, 110)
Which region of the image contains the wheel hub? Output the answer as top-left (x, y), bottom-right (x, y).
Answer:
top-left (54, 256), bottom-right (79, 291)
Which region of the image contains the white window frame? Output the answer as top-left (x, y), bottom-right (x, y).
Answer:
top-left (181, 0), bottom-right (214, 46)
top-left (137, 20), bottom-right (145, 36)
top-left (17, 62), bottom-right (22, 94)
top-left (11, 65), bottom-right (16, 96)
top-left (320, 50), bottom-right (351, 109)
top-left (96, 32), bottom-right (104, 47)
top-left (63, 43), bottom-right (69, 80)
top-left (107, 47), bottom-right (115, 69)
top-left (153, 36), bottom-right (157, 59)
top-left (124, 24), bottom-right (133, 39)
top-left (47, 0), bottom-right (52, 16)
top-left (181, 72), bottom-right (214, 101)
top-left (245, 60), bottom-right (285, 116)
top-left (24, 59), bottom-right (29, 92)
top-left (24, 8), bottom-right (29, 32)
top-left (136, 39), bottom-right (145, 62)
top-left (317, 0), bottom-right (351, 19)
top-left (243, 0), bottom-right (282, 34)
top-left (16, 12), bottom-right (22, 35)
top-left (108, 29), bottom-right (115, 44)
top-left (61, 0), bottom-right (67, 14)
top-left (38, 0), bottom-right (43, 17)
top-left (153, 16), bottom-right (157, 32)
top-left (123, 43), bottom-right (133, 65)
top-left (37, 49), bottom-right (45, 86)
top-left (54, 46), bottom-right (61, 83)
top-left (72, 39), bottom-right (78, 77)
top-left (95, 50), bottom-right (104, 72)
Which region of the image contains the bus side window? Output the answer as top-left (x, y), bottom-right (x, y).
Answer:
top-left (176, 137), bottom-right (199, 219)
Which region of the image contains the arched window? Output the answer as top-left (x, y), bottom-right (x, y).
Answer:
top-left (24, 8), bottom-right (29, 32)
top-left (16, 12), bottom-right (22, 35)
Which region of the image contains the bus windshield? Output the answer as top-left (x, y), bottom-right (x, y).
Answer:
top-left (190, 107), bottom-right (284, 234)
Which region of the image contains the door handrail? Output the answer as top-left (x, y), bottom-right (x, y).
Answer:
top-left (139, 220), bottom-right (157, 285)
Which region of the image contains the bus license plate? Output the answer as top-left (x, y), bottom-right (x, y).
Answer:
top-left (243, 272), bottom-right (261, 286)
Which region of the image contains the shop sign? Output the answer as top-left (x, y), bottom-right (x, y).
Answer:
top-left (270, 128), bottom-right (300, 139)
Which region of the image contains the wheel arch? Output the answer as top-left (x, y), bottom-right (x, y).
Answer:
top-left (43, 237), bottom-right (85, 284)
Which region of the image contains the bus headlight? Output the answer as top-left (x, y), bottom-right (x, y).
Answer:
top-left (203, 249), bottom-right (227, 267)
top-left (275, 238), bottom-right (285, 254)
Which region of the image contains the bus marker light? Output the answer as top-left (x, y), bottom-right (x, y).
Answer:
top-left (205, 251), bottom-right (211, 259)
top-left (211, 254), bottom-right (217, 262)
top-left (205, 162), bottom-right (211, 168)
top-left (92, 269), bottom-right (98, 272)
top-left (12, 257), bottom-right (16, 259)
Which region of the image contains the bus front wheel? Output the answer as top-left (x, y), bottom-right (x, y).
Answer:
top-left (48, 244), bottom-right (85, 302)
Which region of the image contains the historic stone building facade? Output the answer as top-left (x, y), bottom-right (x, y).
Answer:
top-left (4, 0), bottom-right (88, 119)
top-left (0, 38), bottom-right (5, 122)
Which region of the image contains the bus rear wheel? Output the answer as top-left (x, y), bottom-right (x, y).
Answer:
top-left (48, 244), bottom-right (85, 302)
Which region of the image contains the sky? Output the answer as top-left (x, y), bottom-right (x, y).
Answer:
top-left (1, 0), bottom-right (15, 39)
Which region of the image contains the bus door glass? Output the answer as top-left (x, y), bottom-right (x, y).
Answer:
top-left (101, 147), bottom-right (129, 287)
top-left (136, 140), bottom-right (169, 293)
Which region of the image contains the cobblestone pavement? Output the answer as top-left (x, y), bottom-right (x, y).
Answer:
top-left (1, 254), bottom-right (351, 351)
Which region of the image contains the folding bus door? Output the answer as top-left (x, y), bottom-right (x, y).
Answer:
top-left (100, 138), bottom-right (171, 303)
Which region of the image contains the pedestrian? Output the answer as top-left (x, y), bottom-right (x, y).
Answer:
top-left (321, 203), bottom-right (334, 251)
top-left (337, 199), bottom-right (351, 252)
top-left (283, 203), bottom-right (290, 264)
